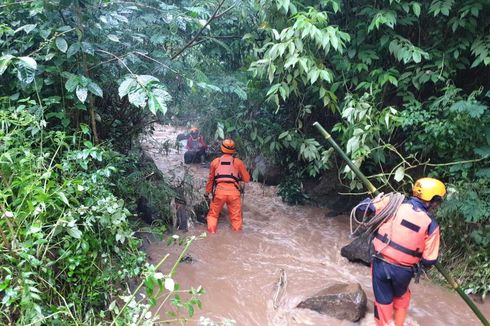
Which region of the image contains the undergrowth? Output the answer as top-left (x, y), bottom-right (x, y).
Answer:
top-left (0, 107), bottom-right (203, 324)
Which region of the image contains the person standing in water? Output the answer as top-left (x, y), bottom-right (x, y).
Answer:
top-left (205, 139), bottom-right (250, 233)
top-left (356, 177), bottom-right (446, 326)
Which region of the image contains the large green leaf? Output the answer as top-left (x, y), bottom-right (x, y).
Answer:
top-left (65, 75), bottom-right (78, 92)
top-left (55, 37), bottom-right (68, 53)
top-left (88, 82), bottom-right (103, 97)
top-left (118, 77), bottom-right (136, 98)
top-left (16, 57), bottom-right (37, 84)
top-left (128, 88), bottom-right (147, 108)
top-left (67, 43), bottom-right (80, 57)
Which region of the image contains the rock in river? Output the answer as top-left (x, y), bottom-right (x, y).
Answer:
top-left (297, 283), bottom-right (367, 322)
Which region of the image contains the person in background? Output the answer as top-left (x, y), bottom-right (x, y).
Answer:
top-left (205, 139), bottom-right (250, 233)
top-left (184, 127), bottom-right (207, 164)
top-left (356, 177), bottom-right (446, 326)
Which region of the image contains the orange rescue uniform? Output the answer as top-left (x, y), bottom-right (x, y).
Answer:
top-left (205, 154), bottom-right (250, 233)
top-left (362, 196), bottom-right (440, 326)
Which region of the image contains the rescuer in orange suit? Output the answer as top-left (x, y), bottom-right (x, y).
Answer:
top-left (205, 139), bottom-right (250, 233)
top-left (356, 177), bottom-right (446, 326)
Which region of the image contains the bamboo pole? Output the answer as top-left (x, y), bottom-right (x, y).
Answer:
top-left (313, 121), bottom-right (489, 326)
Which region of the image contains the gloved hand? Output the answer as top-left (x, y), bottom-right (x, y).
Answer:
top-left (204, 192), bottom-right (210, 199)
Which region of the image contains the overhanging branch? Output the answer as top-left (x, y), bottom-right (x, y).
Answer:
top-left (171, 0), bottom-right (228, 60)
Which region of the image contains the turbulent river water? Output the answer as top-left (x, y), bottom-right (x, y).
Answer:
top-left (142, 124), bottom-right (490, 326)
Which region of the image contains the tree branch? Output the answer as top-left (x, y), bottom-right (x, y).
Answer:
top-left (171, 0), bottom-right (227, 60)
top-left (214, 4), bottom-right (236, 19)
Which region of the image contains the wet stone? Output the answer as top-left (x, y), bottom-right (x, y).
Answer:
top-left (340, 232), bottom-right (373, 266)
top-left (253, 155), bottom-right (282, 185)
top-left (297, 283), bottom-right (367, 322)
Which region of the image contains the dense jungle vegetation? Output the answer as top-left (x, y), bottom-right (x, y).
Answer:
top-left (0, 0), bottom-right (488, 324)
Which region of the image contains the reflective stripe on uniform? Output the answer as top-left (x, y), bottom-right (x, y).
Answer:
top-left (375, 233), bottom-right (422, 258)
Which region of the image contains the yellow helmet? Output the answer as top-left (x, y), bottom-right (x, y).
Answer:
top-left (412, 177), bottom-right (446, 202)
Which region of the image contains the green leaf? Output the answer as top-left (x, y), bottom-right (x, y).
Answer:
top-left (412, 3), bottom-right (421, 17)
top-left (87, 82), bottom-right (103, 97)
top-left (67, 43), bottom-right (80, 57)
top-left (0, 54), bottom-right (15, 75)
top-left (412, 51), bottom-right (422, 63)
top-left (67, 227), bottom-right (82, 239)
top-left (65, 76), bottom-right (78, 92)
top-left (58, 192), bottom-right (70, 206)
top-left (148, 94), bottom-right (159, 115)
top-left (128, 89), bottom-right (147, 108)
top-left (449, 101), bottom-right (487, 118)
top-left (136, 75), bottom-right (159, 86)
top-left (330, 35), bottom-right (339, 50)
top-left (476, 168), bottom-right (490, 178)
top-left (107, 34), bottom-right (120, 42)
top-left (80, 124), bottom-right (90, 135)
top-left (18, 56), bottom-right (37, 70)
top-left (394, 166), bottom-right (405, 182)
top-left (309, 69), bottom-right (319, 84)
top-left (76, 86), bottom-right (88, 103)
top-left (15, 24), bottom-right (37, 34)
top-left (474, 146), bottom-right (490, 158)
top-left (152, 88), bottom-right (171, 115)
top-left (187, 305), bottom-right (194, 317)
top-left (55, 37), bottom-right (68, 53)
top-left (118, 77), bottom-right (135, 98)
top-left (81, 42), bottom-right (94, 55)
top-left (16, 57), bottom-right (37, 84)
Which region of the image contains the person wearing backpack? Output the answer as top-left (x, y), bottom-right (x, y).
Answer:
top-left (356, 178), bottom-right (446, 326)
top-left (204, 139), bottom-right (250, 233)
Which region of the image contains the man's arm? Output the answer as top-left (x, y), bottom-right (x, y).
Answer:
top-left (237, 159), bottom-right (250, 183)
top-left (421, 221), bottom-right (440, 267)
top-left (205, 160), bottom-right (217, 194)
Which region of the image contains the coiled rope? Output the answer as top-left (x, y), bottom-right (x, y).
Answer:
top-left (349, 192), bottom-right (406, 237)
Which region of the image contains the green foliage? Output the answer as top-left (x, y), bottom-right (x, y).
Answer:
top-left (437, 179), bottom-right (490, 298)
top-left (0, 105), bottom-right (204, 324)
top-left (0, 0), bottom-right (227, 321)
top-left (249, 5), bottom-right (349, 111)
top-left (242, 0), bottom-right (490, 296)
top-left (278, 175), bottom-right (309, 205)
top-left (402, 85), bottom-right (489, 172)
top-left (118, 75), bottom-right (172, 115)
top-left (0, 108), bottom-right (143, 323)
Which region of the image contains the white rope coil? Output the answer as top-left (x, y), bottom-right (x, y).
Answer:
top-left (349, 192), bottom-right (406, 237)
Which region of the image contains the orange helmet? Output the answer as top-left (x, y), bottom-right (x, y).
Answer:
top-left (412, 177), bottom-right (446, 202)
top-left (221, 139), bottom-right (236, 154)
top-left (190, 127), bottom-right (199, 133)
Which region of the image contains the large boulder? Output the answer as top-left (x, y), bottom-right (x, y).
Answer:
top-left (302, 168), bottom-right (359, 212)
top-left (253, 155), bottom-right (282, 185)
top-left (192, 199), bottom-right (209, 224)
top-left (340, 232), bottom-right (373, 266)
top-left (297, 283), bottom-right (367, 322)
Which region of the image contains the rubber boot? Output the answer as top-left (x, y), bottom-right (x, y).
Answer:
top-left (394, 308), bottom-right (408, 326)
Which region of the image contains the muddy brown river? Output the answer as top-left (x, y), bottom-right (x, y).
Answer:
top-left (142, 124), bottom-right (490, 326)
